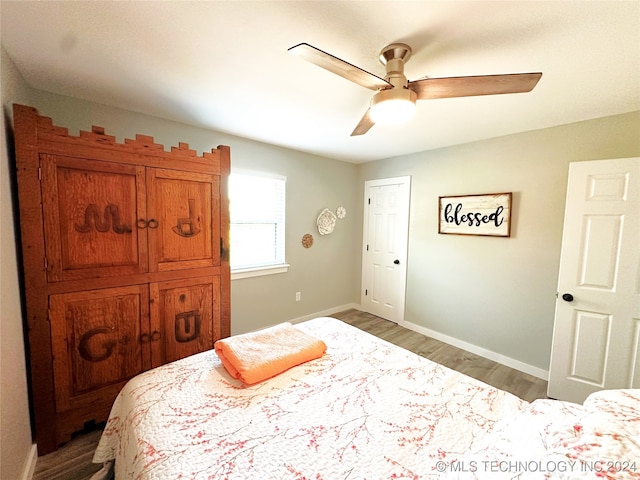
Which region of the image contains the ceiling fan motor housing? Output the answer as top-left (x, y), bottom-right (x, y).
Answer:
top-left (370, 87), bottom-right (417, 124)
top-left (379, 43), bottom-right (412, 88)
top-left (371, 87), bottom-right (417, 108)
top-left (371, 43), bottom-right (417, 124)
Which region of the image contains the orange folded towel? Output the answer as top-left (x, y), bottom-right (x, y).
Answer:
top-left (214, 322), bottom-right (327, 385)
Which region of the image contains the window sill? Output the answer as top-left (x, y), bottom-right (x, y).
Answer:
top-left (231, 264), bottom-right (290, 280)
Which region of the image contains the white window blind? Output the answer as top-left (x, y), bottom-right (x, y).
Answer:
top-left (229, 173), bottom-right (286, 271)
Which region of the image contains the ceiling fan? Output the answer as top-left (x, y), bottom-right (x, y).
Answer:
top-left (288, 42), bottom-right (542, 136)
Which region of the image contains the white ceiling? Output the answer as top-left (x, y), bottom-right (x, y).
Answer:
top-left (2, 1), bottom-right (639, 163)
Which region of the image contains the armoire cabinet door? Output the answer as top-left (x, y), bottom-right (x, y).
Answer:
top-left (147, 168), bottom-right (220, 272)
top-left (41, 155), bottom-right (148, 281)
top-left (49, 285), bottom-right (150, 412)
top-left (150, 276), bottom-right (221, 365)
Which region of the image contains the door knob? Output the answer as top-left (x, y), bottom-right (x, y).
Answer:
top-left (562, 293), bottom-right (574, 302)
top-left (394, 259), bottom-right (400, 265)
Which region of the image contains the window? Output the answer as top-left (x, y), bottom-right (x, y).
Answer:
top-left (229, 172), bottom-right (286, 277)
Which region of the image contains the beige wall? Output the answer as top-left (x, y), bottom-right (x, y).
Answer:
top-left (1, 47), bottom-right (36, 479)
top-left (357, 111), bottom-right (640, 372)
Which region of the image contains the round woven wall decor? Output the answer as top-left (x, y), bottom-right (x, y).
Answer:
top-left (301, 233), bottom-right (314, 248)
top-left (316, 208), bottom-right (337, 235)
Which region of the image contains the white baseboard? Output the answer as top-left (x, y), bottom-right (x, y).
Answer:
top-left (399, 319), bottom-right (549, 380)
top-left (21, 443), bottom-right (37, 480)
top-left (288, 305), bottom-right (548, 381)
top-left (288, 303), bottom-right (361, 324)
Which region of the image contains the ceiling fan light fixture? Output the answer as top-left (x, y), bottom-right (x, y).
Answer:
top-left (369, 88), bottom-right (417, 125)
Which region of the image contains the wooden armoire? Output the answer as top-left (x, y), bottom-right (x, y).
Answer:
top-left (12, 104), bottom-right (231, 454)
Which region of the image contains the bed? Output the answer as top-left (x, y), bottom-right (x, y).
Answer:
top-left (91, 317), bottom-right (639, 479)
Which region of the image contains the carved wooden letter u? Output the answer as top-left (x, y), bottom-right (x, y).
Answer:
top-left (175, 310), bottom-right (201, 343)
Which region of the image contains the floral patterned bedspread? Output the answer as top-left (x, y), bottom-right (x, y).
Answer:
top-left (443, 389), bottom-right (640, 479)
top-left (92, 317), bottom-right (526, 479)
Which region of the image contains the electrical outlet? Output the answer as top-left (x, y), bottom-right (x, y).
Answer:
top-left (295, 291), bottom-right (301, 302)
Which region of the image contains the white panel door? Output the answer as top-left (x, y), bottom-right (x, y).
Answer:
top-left (361, 177), bottom-right (411, 323)
top-left (548, 158), bottom-right (640, 403)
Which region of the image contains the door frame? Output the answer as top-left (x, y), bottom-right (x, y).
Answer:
top-left (360, 176), bottom-right (411, 323)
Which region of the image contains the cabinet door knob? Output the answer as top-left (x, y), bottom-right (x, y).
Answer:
top-left (147, 219), bottom-right (159, 229)
top-left (150, 331), bottom-right (161, 341)
top-left (140, 333), bottom-right (150, 343)
top-left (137, 219), bottom-right (148, 229)
top-left (562, 293), bottom-right (574, 302)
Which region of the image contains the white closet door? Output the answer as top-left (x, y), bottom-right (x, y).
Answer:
top-left (361, 177), bottom-right (411, 324)
top-left (548, 157), bottom-right (640, 403)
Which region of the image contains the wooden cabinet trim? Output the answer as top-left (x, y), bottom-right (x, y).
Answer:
top-left (45, 266), bottom-right (223, 295)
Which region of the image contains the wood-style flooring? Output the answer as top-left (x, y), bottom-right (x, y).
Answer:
top-left (33, 309), bottom-right (548, 480)
top-left (336, 309), bottom-right (548, 403)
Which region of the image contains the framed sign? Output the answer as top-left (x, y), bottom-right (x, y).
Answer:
top-left (438, 192), bottom-right (512, 237)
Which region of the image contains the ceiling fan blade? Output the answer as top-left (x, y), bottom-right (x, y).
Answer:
top-left (408, 72), bottom-right (542, 100)
top-left (289, 43), bottom-right (392, 91)
top-left (351, 108), bottom-right (375, 136)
